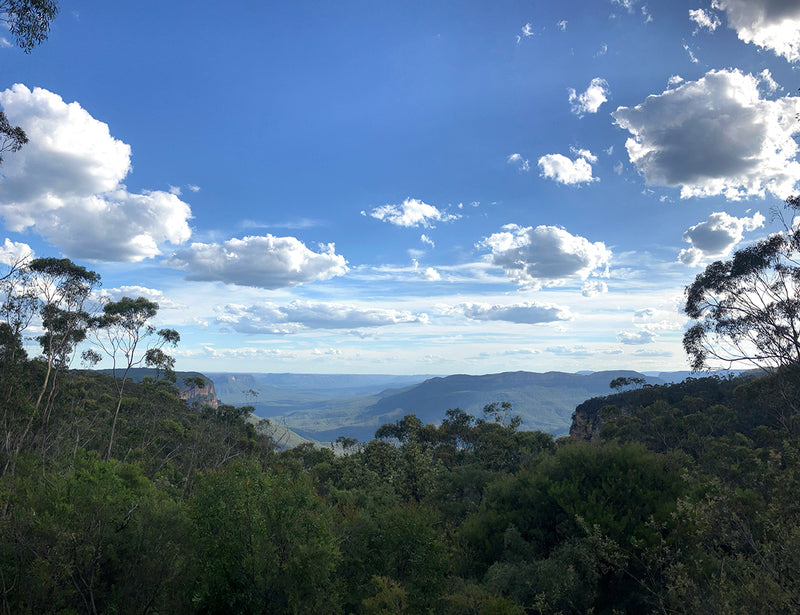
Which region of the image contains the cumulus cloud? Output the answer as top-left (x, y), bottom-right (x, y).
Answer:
top-left (216, 301), bottom-right (428, 334)
top-left (678, 210), bottom-right (765, 266)
top-left (422, 267), bottom-right (441, 281)
top-left (450, 301), bottom-right (572, 324)
top-left (0, 84), bottom-right (193, 262)
top-left (758, 68), bottom-right (780, 93)
top-left (618, 328), bottom-right (657, 344)
top-left (581, 280), bottom-right (608, 297)
top-left (507, 153), bottom-right (531, 172)
top-left (568, 78), bottom-right (610, 116)
top-left (364, 198), bottom-right (460, 228)
top-left (412, 258), bottom-right (441, 280)
top-left (570, 147), bottom-right (597, 163)
top-left (713, 0), bottom-right (800, 62)
top-left (538, 153), bottom-right (597, 185)
top-left (479, 224), bottom-right (611, 288)
top-left (0, 238), bottom-right (33, 266)
top-left (165, 235), bottom-right (348, 289)
top-left (689, 8), bottom-right (721, 32)
top-left (612, 69), bottom-right (800, 199)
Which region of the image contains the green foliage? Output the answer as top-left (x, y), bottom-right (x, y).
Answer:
top-left (0, 450), bottom-right (189, 613)
top-left (339, 501), bottom-right (448, 614)
top-left (1, 257), bottom-right (799, 614)
top-left (684, 196), bottom-right (800, 372)
top-left (459, 441), bottom-right (688, 612)
top-left (188, 459), bottom-right (340, 614)
top-left (0, 0), bottom-right (59, 52)
top-left (0, 110), bottom-right (28, 164)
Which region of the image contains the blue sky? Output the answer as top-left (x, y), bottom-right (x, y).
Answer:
top-left (2, 0), bottom-right (800, 375)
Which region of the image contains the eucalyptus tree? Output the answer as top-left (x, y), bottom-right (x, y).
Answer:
top-left (83, 296), bottom-right (179, 460)
top-left (29, 258), bottom-right (100, 413)
top-left (0, 257), bottom-right (99, 473)
top-left (0, 0), bottom-right (59, 52)
top-left (0, 111), bottom-right (28, 166)
top-left (684, 197), bottom-right (800, 372)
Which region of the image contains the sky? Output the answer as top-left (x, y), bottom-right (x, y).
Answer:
top-left (2, 0), bottom-right (800, 375)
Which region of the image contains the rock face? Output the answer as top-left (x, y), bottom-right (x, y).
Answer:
top-left (569, 395), bottom-right (610, 441)
top-left (179, 377), bottom-right (219, 409)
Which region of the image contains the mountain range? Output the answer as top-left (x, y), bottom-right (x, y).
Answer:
top-left (207, 370), bottom-right (709, 442)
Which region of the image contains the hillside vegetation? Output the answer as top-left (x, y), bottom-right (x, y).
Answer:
top-left (2, 348), bottom-right (799, 612)
top-left (2, 255), bottom-right (799, 613)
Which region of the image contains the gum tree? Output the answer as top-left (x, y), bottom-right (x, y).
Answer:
top-left (83, 296), bottom-right (179, 460)
top-left (684, 197), bottom-right (800, 372)
top-left (0, 0), bottom-right (59, 52)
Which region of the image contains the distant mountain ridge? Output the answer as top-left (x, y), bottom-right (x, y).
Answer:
top-left (220, 370), bottom-right (668, 442)
top-left (96, 368), bottom-right (725, 444)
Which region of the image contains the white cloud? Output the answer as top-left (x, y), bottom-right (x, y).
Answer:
top-left (557, 20), bottom-right (568, 31)
top-left (634, 307), bottom-right (657, 320)
top-left (570, 147), bottom-right (597, 163)
top-left (168, 185), bottom-right (182, 196)
top-left (683, 43), bottom-right (699, 62)
top-left (183, 346), bottom-right (292, 360)
top-left (667, 75), bottom-right (684, 87)
top-left (0, 84), bottom-right (193, 262)
top-left (581, 280), bottom-right (608, 297)
top-left (479, 224), bottom-right (611, 288)
top-left (187, 184), bottom-right (201, 192)
top-left (420, 234), bottom-right (435, 248)
top-left (689, 8), bottom-right (721, 32)
top-left (678, 210), bottom-right (765, 266)
top-left (516, 22), bottom-right (535, 44)
top-left (165, 235), bottom-right (348, 289)
top-left (216, 300), bottom-right (428, 334)
top-left (612, 69), bottom-right (800, 199)
top-left (613, 161), bottom-right (624, 175)
top-left (0, 238), bottom-right (33, 266)
top-left (451, 301), bottom-right (572, 324)
top-left (618, 328), bottom-right (657, 344)
top-left (612, 0), bottom-right (636, 12)
top-left (546, 345), bottom-right (592, 356)
top-left (538, 153), bottom-right (597, 184)
top-left (568, 78), bottom-right (610, 116)
top-left (312, 347), bottom-right (342, 356)
top-left (507, 153), bottom-right (530, 172)
top-left (758, 68), bottom-right (780, 93)
top-left (713, 0), bottom-right (800, 62)
top-left (365, 198), bottom-right (460, 228)
top-left (0, 37), bottom-right (12, 49)
top-left (422, 267), bottom-right (441, 281)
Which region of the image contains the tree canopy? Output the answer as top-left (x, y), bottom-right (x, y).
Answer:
top-left (684, 197), bottom-right (800, 372)
top-left (0, 0), bottom-right (59, 52)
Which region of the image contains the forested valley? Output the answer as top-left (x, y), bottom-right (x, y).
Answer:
top-left (0, 257), bottom-right (798, 614)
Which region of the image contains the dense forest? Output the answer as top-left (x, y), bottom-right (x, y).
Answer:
top-left (0, 256), bottom-right (798, 614)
